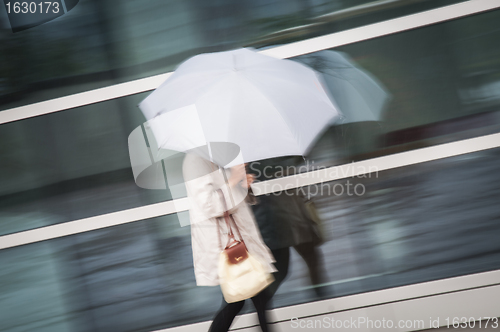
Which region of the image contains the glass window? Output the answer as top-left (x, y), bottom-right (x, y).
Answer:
top-left (293, 9), bottom-right (500, 165)
top-left (0, 91), bottom-right (170, 235)
top-left (2, 10), bottom-right (500, 235)
top-left (1, 148), bottom-right (499, 330)
top-left (0, 0), bottom-right (468, 111)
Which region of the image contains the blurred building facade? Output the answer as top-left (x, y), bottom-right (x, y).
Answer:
top-left (1, 0), bottom-right (500, 331)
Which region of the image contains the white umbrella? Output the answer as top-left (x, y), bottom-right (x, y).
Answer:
top-left (293, 50), bottom-right (391, 124)
top-left (138, 48), bottom-right (339, 167)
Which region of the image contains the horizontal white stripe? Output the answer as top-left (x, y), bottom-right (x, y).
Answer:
top-left (0, 198), bottom-right (188, 250)
top-left (0, 73), bottom-right (170, 125)
top-left (153, 269), bottom-right (500, 331)
top-left (1, 0), bottom-right (499, 125)
top-left (0, 132), bottom-right (499, 250)
top-left (259, 0), bottom-right (500, 59)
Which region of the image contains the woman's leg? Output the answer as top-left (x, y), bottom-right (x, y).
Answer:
top-left (209, 298), bottom-right (245, 332)
top-left (294, 242), bottom-right (327, 297)
top-left (268, 247), bottom-right (290, 297)
top-left (250, 288), bottom-right (273, 332)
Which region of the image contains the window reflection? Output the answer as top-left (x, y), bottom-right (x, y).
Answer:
top-left (0, 0), bottom-right (468, 111)
top-left (1, 10), bottom-right (500, 236)
top-left (1, 148), bottom-right (499, 331)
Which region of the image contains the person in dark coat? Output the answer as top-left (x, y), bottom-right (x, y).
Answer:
top-left (248, 156), bottom-right (327, 298)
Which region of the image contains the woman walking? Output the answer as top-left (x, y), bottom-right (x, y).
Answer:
top-left (182, 151), bottom-right (276, 332)
top-left (249, 157), bottom-right (328, 299)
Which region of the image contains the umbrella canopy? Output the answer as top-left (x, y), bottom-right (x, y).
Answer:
top-left (293, 50), bottom-right (391, 124)
top-left (138, 48), bottom-right (339, 167)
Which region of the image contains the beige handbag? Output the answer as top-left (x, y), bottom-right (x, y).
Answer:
top-left (216, 190), bottom-right (274, 303)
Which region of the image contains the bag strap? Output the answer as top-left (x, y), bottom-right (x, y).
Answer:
top-left (208, 162), bottom-right (224, 251)
top-left (216, 189), bottom-right (244, 249)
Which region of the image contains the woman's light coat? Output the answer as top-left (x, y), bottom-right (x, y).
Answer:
top-left (183, 153), bottom-right (276, 286)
